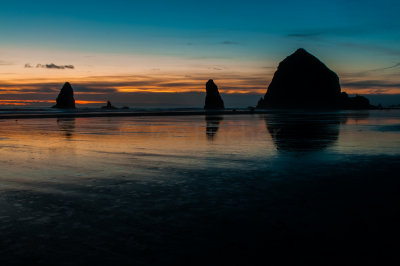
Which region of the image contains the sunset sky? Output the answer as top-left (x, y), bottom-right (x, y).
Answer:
top-left (1, 0), bottom-right (400, 107)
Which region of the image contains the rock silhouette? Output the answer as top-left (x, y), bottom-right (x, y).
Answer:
top-left (339, 92), bottom-right (373, 109)
top-left (204, 79), bottom-right (224, 109)
top-left (102, 101), bottom-right (117, 109)
top-left (53, 82), bottom-right (76, 109)
top-left (257, 48), bottom-right (372, 109)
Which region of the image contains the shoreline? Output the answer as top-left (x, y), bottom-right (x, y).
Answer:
top-left (0, 109), bottom-right (261, 120)
top-left (0, 107), bottom-right (396, 120)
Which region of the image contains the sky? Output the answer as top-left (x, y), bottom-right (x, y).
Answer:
top-left (1, 0), bottom-right (400, 107)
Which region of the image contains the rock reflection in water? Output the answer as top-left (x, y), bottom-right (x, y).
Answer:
top-left (265, 112), bottom-right (348, 151)
top-left (57, 118), bottom-right (75, 139)
top-left (205, 115), bottom-right (223, 141)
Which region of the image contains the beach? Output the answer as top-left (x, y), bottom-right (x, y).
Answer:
top-left (1, 110), bottom-right (400, 265)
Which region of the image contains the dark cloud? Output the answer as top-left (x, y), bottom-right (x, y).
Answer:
top-left (73, 86), bottom-right (118, 93)
top-left (286, 25), bottom-right (380, 39)
top-left (341, 80), bottom-right (400, 89)
top-left (37, 63), bottom-right (75, 69)
top-left (25, 63), bottom-right (75, 69)
top-left (379, 62), bottom-right (400, 71)
top-left (0, 82), bottom-right (116, 94)
top-left (286, 33), bottom-right (322, 38)
top-left (340, 62), bottom-right (400, 79)
top-left (285, 28), bottom-right (343, 40)
top-left (221, 41), bottom-right (238, 45)
top-left (361, 62), bottom-right (400, 73)
top-left (0, 81), bottom-right (60, 90)
top-left (207, 66), bottom-right (225, 71)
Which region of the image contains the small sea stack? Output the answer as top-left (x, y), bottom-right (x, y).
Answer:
top-left (204, 79), bottom-right (224, 110)
top-left (53, 82), bottom-right (76, 109)
top-left (257, 48), bottom-right (372, 109)
top-left (101, 101), bottom-right (117, 109)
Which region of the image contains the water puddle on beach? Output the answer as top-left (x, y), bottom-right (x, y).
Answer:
top-left (1, 110), bottom-right (400, 265)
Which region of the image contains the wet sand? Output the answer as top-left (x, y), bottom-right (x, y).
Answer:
top-left (0, 108), bottom-right (253, 120)
top-left (1, 111), bottom-right (400, 265)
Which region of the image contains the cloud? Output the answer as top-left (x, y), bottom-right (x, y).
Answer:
top-left (286, 25), bottom-right (380, 39)
top-left (377, 62), bottom-right (400, 71)
top-left (0, 81), bottom-right (117, 94)
top-left (221, 41), bottom-right (238, 45)
top-left (262, 66), bottom-right (275, 69)
top-left (73, 86), bottom-right (118, 93)
top-left (340, 43), bottom-right (400, 56)
top-left (340, 62), bottom-right (400, 79)
top-left (0, 72), bottom-right (268, 97)
top-left (0, 60), bottom-right (13, 66)
top-left (37, 63), bottom-right (75, 69)
top-left (2, 74), bottom-right (395, 107)
top-left (25, 63), bottom-right (75, 69)
top-left (207, 66), bottom-right (225, 71)
top-left (285, 28), bottom-right (339, 40)
top-left (341, 80), bottom-right (400, 89)
top-left (286, 32), bottom-right (322, 39)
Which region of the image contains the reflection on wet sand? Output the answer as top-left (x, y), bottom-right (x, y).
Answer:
top-left (205, 115), bottom-right (223, 141)
top-left (57, 118), bottom-right (75, 139)
top-left (265, 112), bottom-right (350, 151)
top-left (1, 112), bottom-right (400, 265)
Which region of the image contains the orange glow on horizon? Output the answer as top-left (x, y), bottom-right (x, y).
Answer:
top-left (342, 88), bottom-right (400, 95)
top-left (0, 99), bottom-right (106, 106)
top-left (75, 100), bottom-right (105, 105)
top-left (1, 73), bottom-right (400, 107)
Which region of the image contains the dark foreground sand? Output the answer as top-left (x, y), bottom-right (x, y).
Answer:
top-left (1, 156), bottom-right (399, 266)
top-left (1, 112), bottom-right (399, 265)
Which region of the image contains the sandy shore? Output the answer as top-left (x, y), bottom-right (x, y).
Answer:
top-left (0, 109), bottom-right (263, 120)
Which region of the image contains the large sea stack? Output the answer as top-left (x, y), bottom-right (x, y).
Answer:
top-left (53, 82), bottom-right (76, 109)
top-left (204, 79), bottom-right (224, 110)
top-left (257, 48), bottom-right (372, 109)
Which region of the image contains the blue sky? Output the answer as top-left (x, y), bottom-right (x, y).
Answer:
top-left (1, 0), bottom-right (400, 106)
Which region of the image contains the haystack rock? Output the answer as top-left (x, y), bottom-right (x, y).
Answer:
top-left (257, 48), bottom-right (371, 109)
top-left (204, 79), bottom-right (224, 109)
top-left (53, 82), bottom-right (76, 109)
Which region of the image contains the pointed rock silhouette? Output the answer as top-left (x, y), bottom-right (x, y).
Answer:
top-left (204, 79), bottom-right (224, 109)
top-left (101, 100), bottom-right (117, 109)
top-left (257, 48), bottom-right (372, 109)
top-left (257, 48), bottom-right (341, 108)
top-left (53, 82), bottom-right (76, 109)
